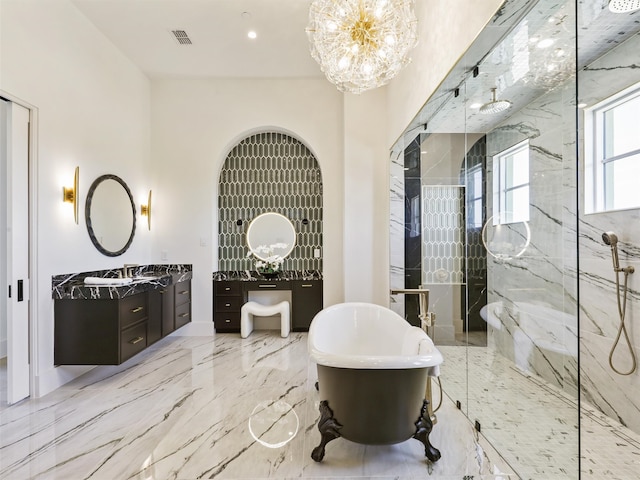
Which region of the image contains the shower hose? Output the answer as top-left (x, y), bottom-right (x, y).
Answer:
top-left (609, 267), bottom-right (637, 376)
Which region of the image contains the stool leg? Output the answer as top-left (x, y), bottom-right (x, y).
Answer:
top-left (241, 311), bottom-right (253, 338)
top-left (281, 310), bottom-right (290, 337)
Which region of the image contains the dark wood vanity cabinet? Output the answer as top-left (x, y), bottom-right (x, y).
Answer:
top-left (212, 278), bottom-right (323, 333)
top-left (174, 280), bottom-right (192, 329)
top-left (149, 285), bottom-right (175, 341)
top-left (291, 280), bottom-right (323, 331)
top-left (55, 292), bottom-right (149, 365)
top-left (55, 280), bottom-right (191, 365)
top-left (213, 280), bottom-right (242, 332)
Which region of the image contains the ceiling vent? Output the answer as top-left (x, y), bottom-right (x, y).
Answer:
top-left (170, 29), bottom-right (192, 45)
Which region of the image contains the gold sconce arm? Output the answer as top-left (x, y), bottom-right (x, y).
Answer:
top-left (140, 189), bottom-right (152, 230)
top-left (63, 166), bottom-right (79, 224)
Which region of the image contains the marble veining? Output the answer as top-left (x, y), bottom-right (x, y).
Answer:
top-left (213, 270), bottom-right (322, 281)
top-left (52, 264), bottom-right (192, 300)
top-left (2, 334), bottom-right (639, 479)
top-left (0, 334), bottom-right (519, 479)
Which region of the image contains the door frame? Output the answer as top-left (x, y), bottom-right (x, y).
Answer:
top-left (1, 90), bottom-right (39, 400)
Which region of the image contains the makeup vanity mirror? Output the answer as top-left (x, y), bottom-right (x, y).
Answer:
top-left (85, 174), bottom-right (136, 256)
top-left (246, 212), bottom-right (296, 260)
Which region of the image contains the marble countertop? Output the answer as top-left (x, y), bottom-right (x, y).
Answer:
top-left (212, 270), bottom-right (322, 281)
top-left (53, 264), bottom-right (192, 300)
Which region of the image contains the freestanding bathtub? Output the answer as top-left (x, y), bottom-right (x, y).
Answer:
top-left (308, 302), bottom-right (443, 462)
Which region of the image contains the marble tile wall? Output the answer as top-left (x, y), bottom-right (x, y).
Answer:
top-left (484, 81), bottom-right (579, 398)
top-left (577, 31), bottom-right (640, 434)
top-left (389, 143), bottom-right (407, 318)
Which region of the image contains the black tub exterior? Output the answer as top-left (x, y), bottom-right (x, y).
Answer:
top-left (317, 364), bottom-right (429, 445)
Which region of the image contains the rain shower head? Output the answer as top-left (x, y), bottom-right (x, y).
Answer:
top-left (602, 231), bottom-right (619, 247)
top-left (609, 0), bottom-right (640, 13)
top-left (479, 88), bottom-right (512, 115)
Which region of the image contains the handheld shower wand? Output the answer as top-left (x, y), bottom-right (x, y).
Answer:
top-left (602, 232), bottom-right (620, 271)
top-left (602, 231), bottom-right (636, 375)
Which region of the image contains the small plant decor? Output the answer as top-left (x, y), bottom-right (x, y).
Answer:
top-left (247, 243), bottom-right (288, 277)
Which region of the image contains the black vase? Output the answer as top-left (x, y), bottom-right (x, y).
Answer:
top-left (258, 269), bottom-right (279, 279)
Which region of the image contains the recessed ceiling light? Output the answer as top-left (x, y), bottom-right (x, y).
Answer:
top-left (248, 31), bottom-right (257, 39)
top-left (609, 0), bottom-right (640, 13)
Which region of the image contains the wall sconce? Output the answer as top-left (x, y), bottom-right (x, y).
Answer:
top-left (140, 189), bottom-right (152, 230)
top-left (62, 166), bottom-right (79, 224)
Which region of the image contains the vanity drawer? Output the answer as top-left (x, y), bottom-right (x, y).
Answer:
top-left (215, 281), bottom-right (241, 296)
top-left (175, 280), bottom-right (191, 306)
top-left (119, 293), bottom-right (148, 329)
top-left (215, 296), bottom-right (243, 312)
top-left (120, 321), bottom-right (147, 362)
top-left (175, 302), bottom-right (191, 329)
top-left (215, 313), bottom-right (240, 332)
top-left (250, 280), bottom-right (291, 290)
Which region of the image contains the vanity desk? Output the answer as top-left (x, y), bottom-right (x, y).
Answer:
top-left (52, 264), bottom-right (192, 365)
top-left (213, 271), bottom-right (323, 333)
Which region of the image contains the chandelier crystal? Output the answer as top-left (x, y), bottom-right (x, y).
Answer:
top-left (306, 0), bottom-right (418, 94)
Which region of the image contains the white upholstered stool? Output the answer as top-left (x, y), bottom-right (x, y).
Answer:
top-left (241, 301), bottom-right (290, 338)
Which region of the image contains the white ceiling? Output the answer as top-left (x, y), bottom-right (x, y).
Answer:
top-left (71, 0), bottom-right (323, 79)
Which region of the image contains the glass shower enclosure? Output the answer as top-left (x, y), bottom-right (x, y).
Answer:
top-left (390, 0), bottom-right (640, 477)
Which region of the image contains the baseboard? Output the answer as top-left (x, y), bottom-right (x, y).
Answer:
top-left (171, 321), bottom-right (214, 336)
top-left (35, 364), bottom-right (95, 398)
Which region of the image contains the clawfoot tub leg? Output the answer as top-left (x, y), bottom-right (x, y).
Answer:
top-left (311, 400), bottom-right (342, 462)
top-left (412, 399), bottom-right (441, 462)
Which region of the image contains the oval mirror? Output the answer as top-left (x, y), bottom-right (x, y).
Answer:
top-left (85, 174), bottom-right (136, 257)
top-left (246, 212), bottom-right (296, 260)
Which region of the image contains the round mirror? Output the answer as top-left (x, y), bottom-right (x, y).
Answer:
top-left (481, 215), bottom-right (531, 260)
top-left (85, 174), bottom-right (136, 257)
top-left (246, 212), bottom-right (296, 260)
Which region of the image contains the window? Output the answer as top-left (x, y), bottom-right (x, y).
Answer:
top-left (493, 140), bottom-right (530, 225)
top-left (585, 82), bottom-right (640, 213)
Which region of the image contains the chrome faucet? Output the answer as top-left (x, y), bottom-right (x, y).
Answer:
top-left (390, 286), bottom-right (438, 425)
top-left (123, 264), bottom-right (139, 278)
top-left (390, 288), bottom-right (434, 336)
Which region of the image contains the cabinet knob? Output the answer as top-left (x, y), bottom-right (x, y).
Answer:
top-left (179, 290), bottom-right (189, 295)
top-left (301, 284), bottom-right (313, 288)
top-left (131, 306), bottom-right (144, 313)
top-left (179, 313), bottom-right (189, 318)
top-left (225, 303), bottom-right (231, 307)
top-left (129, 336), bottom-right (144, 345)
top-left (225, 287), bottom-right (231, 291)
top-left (225, 319), bottom-right (231, 323)
top-left (259, 284), bottom-right (276, 288)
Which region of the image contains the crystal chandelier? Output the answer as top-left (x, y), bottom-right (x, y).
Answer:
top-left (306, 0), bottom-right (418, 94)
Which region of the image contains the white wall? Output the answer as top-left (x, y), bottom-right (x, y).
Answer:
top-left (343, 89), bottom-right (389, 304)
top-left (0, 0), bottom-right (152, 395)
top-left (0, 0), bottom-right (510, 397)
top-left (150, 78), bottom-right (345, 324)
top-left (386, 0), bottom-right (504, 147)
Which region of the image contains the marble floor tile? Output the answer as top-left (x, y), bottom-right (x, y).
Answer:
top-left (1, 332), bottom-right (638, 479)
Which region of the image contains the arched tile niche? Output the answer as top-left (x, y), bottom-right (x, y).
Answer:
top-left (218, 131), bottom-right (323, 272)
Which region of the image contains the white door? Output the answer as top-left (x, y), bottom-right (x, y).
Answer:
top-left (1, 98), bottom-right (30, 404)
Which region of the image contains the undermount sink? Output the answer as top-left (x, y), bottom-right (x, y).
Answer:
top-left (84, 277), bottom-right (133, 286)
